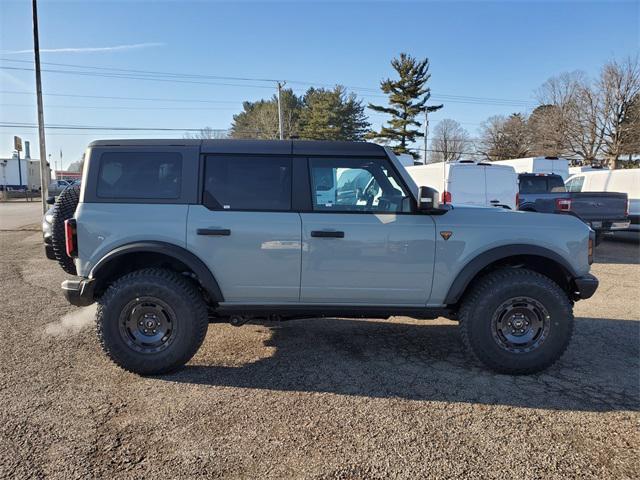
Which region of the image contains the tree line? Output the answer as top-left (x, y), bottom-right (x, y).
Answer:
top-left (191, 54), bottom-right (639, 169)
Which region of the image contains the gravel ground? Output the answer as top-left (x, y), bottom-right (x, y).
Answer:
top-left (0, 226), bottom-right (638, 479)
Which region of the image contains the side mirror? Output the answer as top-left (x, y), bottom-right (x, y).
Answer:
top-left (418, 186), bottom-right (441, 212)
top-left (46, 195), bottom-right (56, 205)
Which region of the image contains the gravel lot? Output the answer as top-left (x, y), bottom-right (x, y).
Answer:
top-left (0, 211), bottom-right (638, 478)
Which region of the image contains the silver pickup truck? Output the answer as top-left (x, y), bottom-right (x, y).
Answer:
top-left (47, 140), bottom-right (598, 376)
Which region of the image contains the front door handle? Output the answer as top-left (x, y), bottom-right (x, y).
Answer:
top-left (311, 230), bottom-right (345, 238)
top-left (197, 228), bottom-right (231, 236)
top-left (490, 199), bottom-right (500, 203)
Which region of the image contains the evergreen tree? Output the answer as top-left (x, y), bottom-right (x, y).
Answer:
top-left (367, 53), bottom-right (442, 159)
top-left (230, 89), bottom-right (302, 139)
top-left (299, 86), bottom-right (370, 141)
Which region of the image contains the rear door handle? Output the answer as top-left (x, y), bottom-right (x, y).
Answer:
top-left (311, 230), bottom-right (345, 238)
top-left (197, 228), bottom-right (231, 236)
top-left (490, 199), bottom-right (500, 203)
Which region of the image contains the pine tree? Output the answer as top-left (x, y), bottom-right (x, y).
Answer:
top-left (299, 86), bottom-right (370, 141)
top-left (367, 53), bottom-right (442, 158)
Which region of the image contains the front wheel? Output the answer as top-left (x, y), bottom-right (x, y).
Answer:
top-left (96, 268), bottom-right (208, 375)
top-left (459, 269), bottom-right (573, 374)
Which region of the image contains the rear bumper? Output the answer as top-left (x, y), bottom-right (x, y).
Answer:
top-left (587, 219), bottom-right (630, 231)
top-left (61, 278), bottom-right (95, 307)
top-left (573, 273), bottom-right (599, 300)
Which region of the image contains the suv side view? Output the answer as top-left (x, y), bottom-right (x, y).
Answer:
top-left (53, 140), bottom-right (599, 376)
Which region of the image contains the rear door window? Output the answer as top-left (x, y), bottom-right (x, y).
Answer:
top-left (203, 156), bottom-right (292, 211)
top-left (97, 152), bottom-right (182, 199)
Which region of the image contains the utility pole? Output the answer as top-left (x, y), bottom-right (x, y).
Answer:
top-left (423, 109), bottom-right (429, 165)
top-left (277, 81), bottom-right (285, 140)
top-left (32, 0), bottom-right (49, 212)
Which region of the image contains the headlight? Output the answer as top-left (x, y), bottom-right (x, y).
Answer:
top-left (44, 213), bottom-right (54, 223)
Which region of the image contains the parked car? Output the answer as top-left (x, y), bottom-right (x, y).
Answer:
top-left (494, 156), bottom-right (570, 180)
top-left (406, 160), bottom-right (518, 209)
top-left (517, 173), bottom-right (629, 243)
top-left (48, 179), bottom-right (71, 197)
top-left (566, 169), bottom-right (639, 232)
top-left (51, 139), bottom-right (598, 376)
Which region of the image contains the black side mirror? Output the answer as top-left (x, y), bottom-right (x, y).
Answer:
top-left (46, 195), bottom-right (56, 205)
top-left (418, 186), bottom-right (441, 212)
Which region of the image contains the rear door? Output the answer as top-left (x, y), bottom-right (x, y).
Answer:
top-left (187, 155), bottom-right (302, 303)
top-left (448, 165), bottom-right (486, 207)
top-left (485, 167), bottom-right (518, 209)
top-left (300, 156), bottom-right (436, 305)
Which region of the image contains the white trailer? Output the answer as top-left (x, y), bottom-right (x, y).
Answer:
top-left (493, 156), bottom-right (570, 180)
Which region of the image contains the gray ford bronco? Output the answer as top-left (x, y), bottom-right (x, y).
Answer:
top-left (50, 139), bottom-right (598, 376)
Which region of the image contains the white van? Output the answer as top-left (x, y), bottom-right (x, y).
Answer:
top-left (566, 169), bottom-right (640, 231)
top-left (406, 161), bottom-right (519, 209)
top-left (494, 156), bottom-right (570, 180)
top-left (568, 165), bottom-right (609, 176)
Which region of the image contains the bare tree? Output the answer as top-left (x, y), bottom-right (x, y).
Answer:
top-left (598, 56), bottom-right (640, 167)
top-left (535, 70), bottom-right (610, 164)
top-left (429, 119), bottom-right (470, 162)
top-left (184, 127), bottom-right (228, 140)
top-left (528, 104), bottom-right (567, 157)
top-left (478, 113), bottom-right (531, 161)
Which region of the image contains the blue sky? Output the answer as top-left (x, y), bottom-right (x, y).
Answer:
top-left (1, 0), bottom-right (638, 166)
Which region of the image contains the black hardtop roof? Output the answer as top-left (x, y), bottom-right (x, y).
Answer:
top-left (88, 139), bottom-right (388, 157)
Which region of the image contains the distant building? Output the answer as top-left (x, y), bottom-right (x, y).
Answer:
top-left (0, 141), bottom-right (49, 191)
top-left (54, 170), bottom-right (82, 182)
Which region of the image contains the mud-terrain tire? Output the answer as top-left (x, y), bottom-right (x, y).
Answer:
top-left (459, 268), bottom-right (573, 374)
top-left (51, 184), bottom-right (80, 275)
top-left (96, 268), bottom-right (208, 375)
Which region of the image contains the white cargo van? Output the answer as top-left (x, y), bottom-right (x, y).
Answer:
top-left (494, 156), bottom-right (570, 180)
top-left (406, 161), bottom-right (519, 209)
top-left (566, 169), bottom-right (639, 231)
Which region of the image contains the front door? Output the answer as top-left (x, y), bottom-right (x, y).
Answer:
top-left (187, 155), bottom-right (301, 303)
top-left (300, 156), bottom-right (436, 305)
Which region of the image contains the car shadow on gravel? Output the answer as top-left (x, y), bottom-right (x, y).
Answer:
top-left (163, 316), bottom-right (640, 412)
top-left (595, 236), bottom-right (640, 265)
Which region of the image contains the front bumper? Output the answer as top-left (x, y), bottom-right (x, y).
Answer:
top-left (573, 273), bottom-right (599, 300)
top-left (61, 278), bottom-right (95, 307)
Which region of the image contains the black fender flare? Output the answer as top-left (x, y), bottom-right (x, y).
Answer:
top-left (89, 241), bottom-right (224, 302)
top-left (444, 244), bottom-right (578, 304)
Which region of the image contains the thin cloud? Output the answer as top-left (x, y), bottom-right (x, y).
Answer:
top-left (2, 42), bottom-right (165, 54)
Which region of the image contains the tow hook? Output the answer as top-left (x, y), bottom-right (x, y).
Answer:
top-left (229, 315), bottom-right (250, 327)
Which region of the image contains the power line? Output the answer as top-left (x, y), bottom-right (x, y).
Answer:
top-left (0, 60), bottom-right (536, 107)
top-left (0, 90), bottom-right (242, 104)
top-left (0, 66), bottom-right (277, 90)
top-left (0, 103), bottom-right (238, 111)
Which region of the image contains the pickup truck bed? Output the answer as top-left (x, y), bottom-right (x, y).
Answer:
top-left (518, 174), bottom-right (629, 241)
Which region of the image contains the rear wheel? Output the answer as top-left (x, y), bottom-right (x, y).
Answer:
top-left (459, 268), bottom-right (573, 374)
top-left (96, 268), bottom-right (208, 375)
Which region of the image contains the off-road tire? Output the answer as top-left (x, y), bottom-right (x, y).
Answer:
top-left (96, 268), bottom-right (208, 375)
top-left (51, 184), bottom-right (80, 275)
top-left (459, 268), bottom-right (573, 374)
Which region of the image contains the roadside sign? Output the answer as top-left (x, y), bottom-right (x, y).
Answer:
top-left (14, 136), bottom-right (22, 152)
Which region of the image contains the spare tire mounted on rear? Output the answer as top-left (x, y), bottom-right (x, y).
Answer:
top-left (51, 184), bottom-right (80, 275)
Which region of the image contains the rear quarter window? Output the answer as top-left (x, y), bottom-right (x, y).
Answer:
top-left (96, 152), bottom-right (182, 199)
